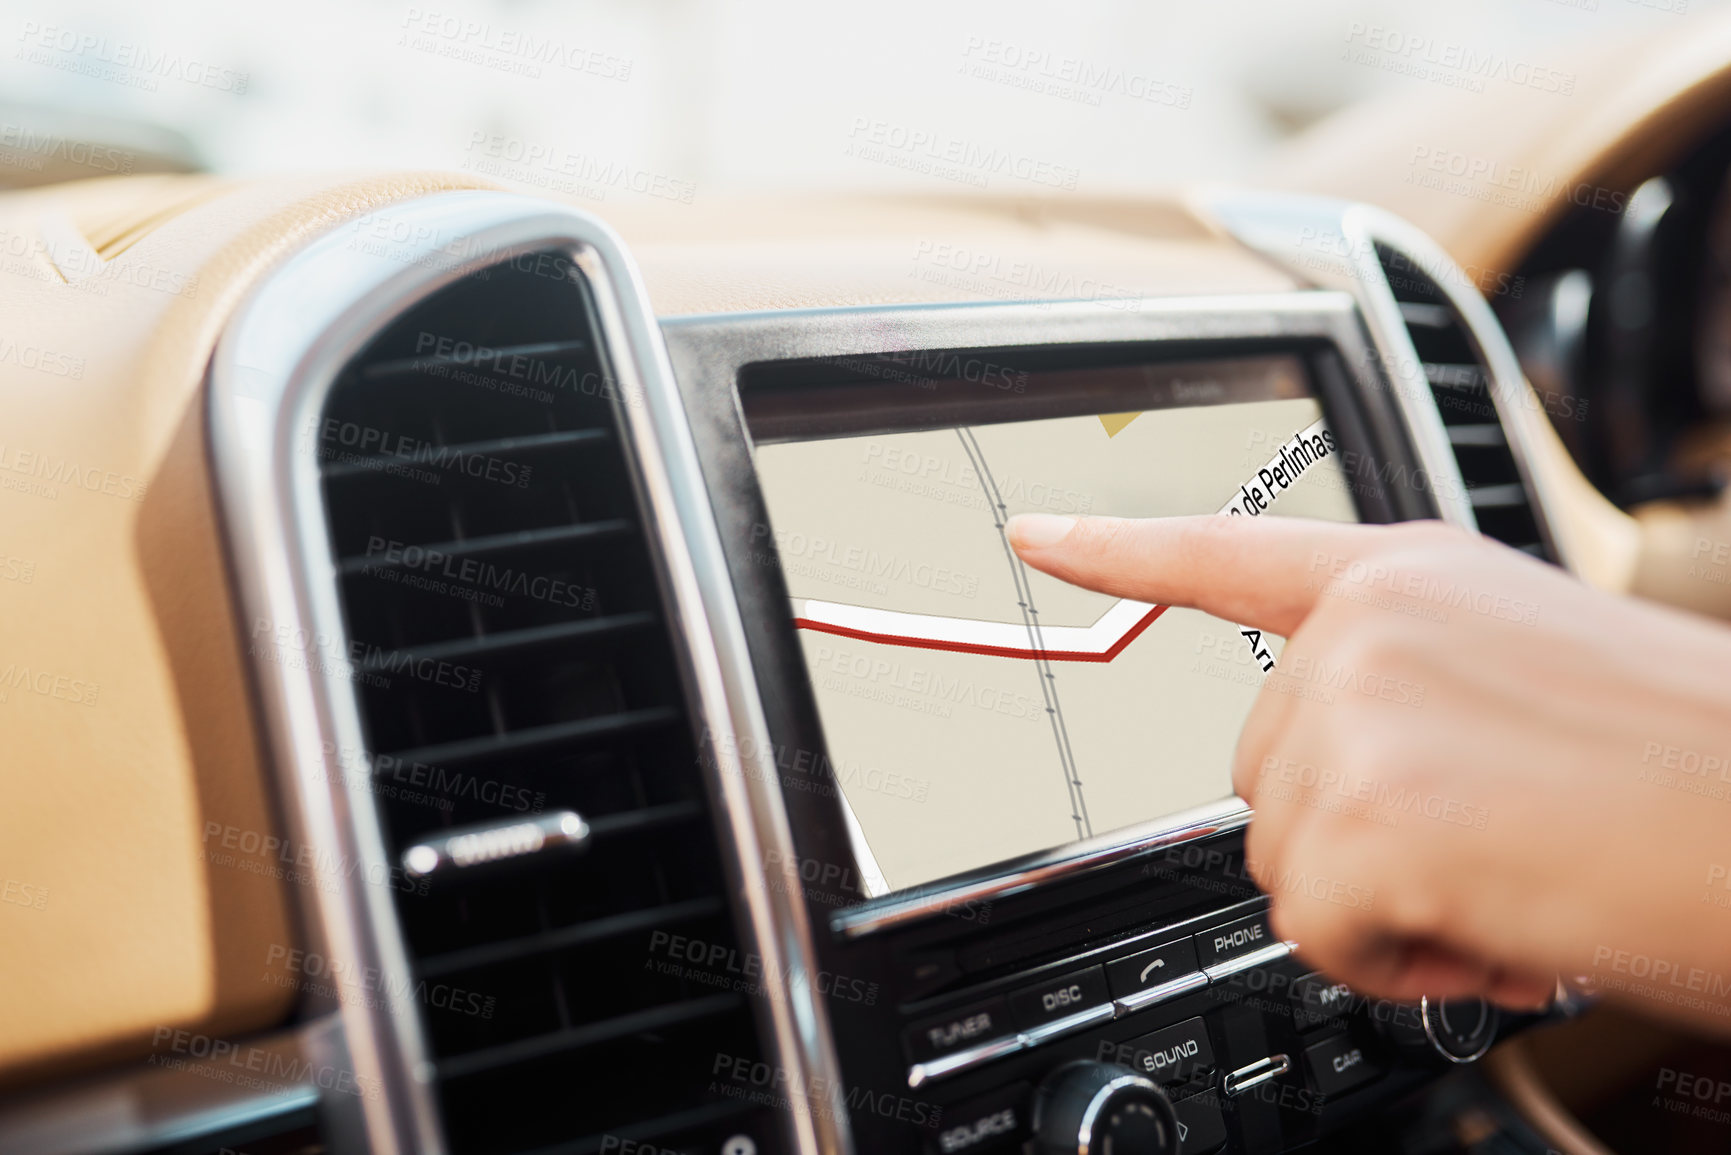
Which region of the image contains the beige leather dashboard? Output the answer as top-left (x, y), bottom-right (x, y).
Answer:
top-left (604, 194), bottom-right (1299, 315)
top-left (0, 171), bottom-right (498, 1083)
top-left (0, 175), bottom-right (1306, 1084)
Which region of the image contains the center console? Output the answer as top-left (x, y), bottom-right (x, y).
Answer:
top-left (206, 190), bottom-right (1570, 1155)
top-left (661, 274), bottom-right (1559, 1154)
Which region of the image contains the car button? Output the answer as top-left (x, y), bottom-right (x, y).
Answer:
top-left (1118, 1016), bottom-right (1215, 1084)
top-left (904, 997), bottom-right (1011, 1063)
top-left (1304, 1033), bottom-right (1385, 1098)
top-left (1195, 909), bottom-right (1274, 969)
top-left (929, 1082), bottom-right (1029, 1154)
top-left (1008, 965), bottom-right (1109, 1030)
top-left (1106, 937), bottom-right (1200, 1001)
top-left (1172, 1090), bottom-right (1228, 1153)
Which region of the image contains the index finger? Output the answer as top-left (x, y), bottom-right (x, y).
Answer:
top-left (1005, 512), bottom-right (1417, 637)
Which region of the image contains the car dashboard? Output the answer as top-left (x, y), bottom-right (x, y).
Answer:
top-left (0, 163), bottom-right (1632, 1155)
top-left (230, 189), bottom-right (1574, 1155)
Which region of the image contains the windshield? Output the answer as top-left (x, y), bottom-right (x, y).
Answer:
top-left (4, 0), bottom-right (1718, 191)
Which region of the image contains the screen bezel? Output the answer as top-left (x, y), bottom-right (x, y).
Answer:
top-left (659, 297), bottom-right (1439, 938)
top-left (746, 344), bottom-right (1379, 912)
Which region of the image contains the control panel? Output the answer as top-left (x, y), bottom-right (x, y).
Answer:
top-left (904, 899), bottom-right (1515, 1155)
top-left (905, 904), bottom-right (1291, 1091)
top-left (806, 825), bottom-right (1546, 1155)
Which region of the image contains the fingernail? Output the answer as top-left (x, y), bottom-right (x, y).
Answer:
top-left (1006, 514), bottom-right (1076, 550)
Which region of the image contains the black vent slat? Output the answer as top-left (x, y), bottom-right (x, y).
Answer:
top-left (1467, 483), bottom-right (1530, 510)
top-left (1446, 424), bottom-right (1507, 449)
top-left (316, 253), bottom-right (777, 1154)
top-left (335, 519), bottom-right (634, 575)
top-left (584, 796), bottom-right (707, 837)
top-left (321, 427), bottom-right (610, 481)
top-left (437, 992), bottom-right (746, 1081)
top-left (1423, 362), bottom-right (1489, 390)
top-left (356, 611), bottom-right (657, 671)
top-left (1375, 243), bottom-right (1556, 563)
top-left (1397, 301), bottom-right (1454, 329)
top-left (360, 339), bottom-right (591, 383)
top-left (418, 893), bottom-right (725, 978)
top-left (378, 705), bottom-right (682, 768)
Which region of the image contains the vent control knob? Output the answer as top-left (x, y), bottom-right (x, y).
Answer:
top-left (1033, 1060), bottom-right (1179, 1155)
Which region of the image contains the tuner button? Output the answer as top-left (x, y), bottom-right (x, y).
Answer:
top-left (1033, 1060), bottom-right (1180, 1155)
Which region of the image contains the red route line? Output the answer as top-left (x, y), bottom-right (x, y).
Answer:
top-left (792, 604), bottom-right (1170, 663)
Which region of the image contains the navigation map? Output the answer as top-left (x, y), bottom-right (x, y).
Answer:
top-left (753, 386), bottom-right (1360, 894)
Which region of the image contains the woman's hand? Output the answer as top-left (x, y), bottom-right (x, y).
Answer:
top-left (1008, 513), bottom-right (1731, 1036)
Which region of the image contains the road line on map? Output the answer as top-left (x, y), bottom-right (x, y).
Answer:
top-left (792, 417), bottom-right (1334, 663)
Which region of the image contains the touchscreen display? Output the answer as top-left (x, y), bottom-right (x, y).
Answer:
top-left (751, 354), bottom-right (1359, 895)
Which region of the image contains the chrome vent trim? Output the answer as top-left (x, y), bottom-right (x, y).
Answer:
top-left (0, 1016), bottom-right (336, 1155)
top-left (210, 191), bottom-right (848, 1155)
top-left (1370, 238), bottom-right (1554, 560)
top-left (1355, 210), bottom-right (1565, 564)
top-left (1209, 193), bottom-right (1476, 531)
top-left (1210, 192), bottom-right (1572, 570)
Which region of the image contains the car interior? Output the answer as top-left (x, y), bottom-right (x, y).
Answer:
top-left (6, 5), bottom-right (1731, 1155)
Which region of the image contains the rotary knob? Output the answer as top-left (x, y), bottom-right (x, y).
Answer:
top-left (1377, 995), bottom-right (1499, 1063)
top-left (1033, 1060), bottom-right (1180, 1155)
top-left (1421, 996), bottom-right (1499, 1063)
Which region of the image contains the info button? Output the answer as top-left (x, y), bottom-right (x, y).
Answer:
top-left (1291, 972), bottom-right (1356, 1032)
top-left (1008, 965), bottom-right (1108, 1030)
top-left (1196, 910), bottom-right (1275, 970)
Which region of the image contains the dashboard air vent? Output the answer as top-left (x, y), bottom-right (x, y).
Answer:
top-left (1375, 244), bottom-right (1555, 560)
top-left (315, 255), bottom-right (776, 1155)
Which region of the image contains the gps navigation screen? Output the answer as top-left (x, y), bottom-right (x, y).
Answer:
top-left (750, 352), bottom-right (1360, 896)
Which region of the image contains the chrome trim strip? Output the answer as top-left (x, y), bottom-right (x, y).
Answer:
top-left (1222, 1053), bottom-right (1292, 1096)
top-left (1202, 940), bottom-right (1296, 983)
top-left (660, 291), bottom-right (1409, 939)
top-left (1023, 1003), bottom-right (1118, 1047)
top-left (210, 191), bottom-right (847, 1155)
top-left (0, 1018), bottom-right (328, 1155)
top-left (1112, 970), bottom-right (1210, 1015)
top-left (904, 1003), bottom-right (1118, 1089)
top-left (833, 798), bottom-right (1251, 939)
top-left (574, 249), bottom-right (856, 1155)
top-left (906, 1035), bottom-right (1028, 1089)
top-left (1207, 194), bottom-right (1478, 532)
